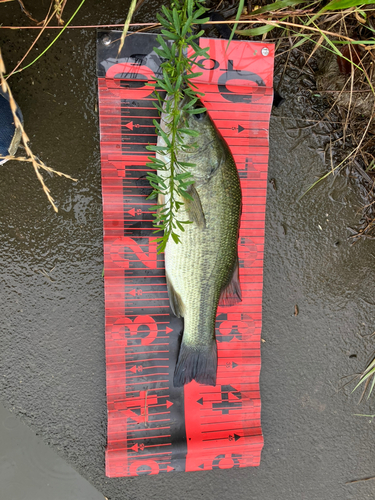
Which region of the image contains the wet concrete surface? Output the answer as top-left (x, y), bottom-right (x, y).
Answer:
top-left (0, 401), bottom-right (104, 500)
top-left (1, 1), bottom-right (375, 499)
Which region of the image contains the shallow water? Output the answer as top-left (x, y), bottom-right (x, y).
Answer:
top-left (1, 1), bottom-right (375, 499)
top-left (0, 402), bottom-right (103, 500)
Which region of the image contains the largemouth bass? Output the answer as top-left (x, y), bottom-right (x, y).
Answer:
top-left (157, 97), bottom-right (242, 387)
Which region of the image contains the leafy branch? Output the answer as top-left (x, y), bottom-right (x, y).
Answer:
top-left (145, 0), bottom-right (209, 253)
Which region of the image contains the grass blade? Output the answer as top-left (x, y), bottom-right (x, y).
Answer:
top-left (321, 0), bottom-right (375, 11)
top-left (227, 0), bottom-right (245, 48)
top-left (236, 23), bottom-right (278, 36)
top-left (117, 0), bottom-right (137, 58)
top-left (11, 0), bottom-right (87, 75)
top-left (247, 0), bottom-right (310, 16)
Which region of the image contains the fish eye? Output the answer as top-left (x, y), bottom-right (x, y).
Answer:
top-left (193, 112), bottom-right (206, 121)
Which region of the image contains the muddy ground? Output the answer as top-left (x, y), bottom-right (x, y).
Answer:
top-left (1, 1), bottom-right (375, 499)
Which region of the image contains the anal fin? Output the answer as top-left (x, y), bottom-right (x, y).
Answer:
top-left (219, 255), bottom-right (242, 306)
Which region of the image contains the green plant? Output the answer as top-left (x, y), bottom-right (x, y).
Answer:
top-left (8, 0), bottom-right (86, 76)
top-left (353, 354), bottom-right (375, 399)
top-left (144, 0), bottom-right (209, 253)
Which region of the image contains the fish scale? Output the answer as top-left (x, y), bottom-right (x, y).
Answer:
top-left (159, 104), bottom-right (242, 387)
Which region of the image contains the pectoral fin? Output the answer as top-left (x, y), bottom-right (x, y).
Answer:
top-left (219, 256), bottom-right (242, 306)
top-left (184, 185), bottom-right (206, 229)
top-left (166, 273), bottom-right (185, 318)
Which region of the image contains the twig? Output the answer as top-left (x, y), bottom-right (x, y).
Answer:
top-left (6, 1), bottom-right (56, 80)
top-left (117, 0), bottom-right (137, 58)
top-left (0, 18), bottom-right (368, 48)
top-left (0, 49), bottom-right (77, 211)
top-left (9, 0), bottom-right (87, 76)
top-left (346, 476), bottom-right (375, 485)
top-left (17, 0), bottom-right (40, 24)
top-left (55, 0), bottom-right (67, 25)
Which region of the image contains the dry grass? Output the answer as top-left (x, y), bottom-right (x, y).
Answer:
top-left (0, 48), bottom-right (77, 212)
top-left (226, 4), bottom-right (375, 240)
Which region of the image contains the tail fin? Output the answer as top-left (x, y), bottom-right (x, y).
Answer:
top-left (173, 340), bottom-right (217, 387)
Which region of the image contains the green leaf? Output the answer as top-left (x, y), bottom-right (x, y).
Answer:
top-left (148, 156), bottom-right (165, 166)
top-left (367, 375), bottom-right (375, 399)
top-left (188, 41), bottom-right (208, 56)
top-left (161, 5), bottom-right (173, 22)
top-left (162, 71), bottom-right (175, 93)
top-left (178, 188), bottom-right (194, 200)
top-left (181, 17), bottom-right (192, 37)
top-left (161, 29), bottom-right (179, 40)
top-left (186, 71), bottom-right (203, 79)
top-left (172, 8), bottom-right (181, 34)
top-left (182, 97), bottom-right (199, 110)
top-left (153, 47), bottom-right (168, 59)
top-left (157, 36), bottom-right (172, 58)
top-left (178, 161), bottom-right (196, 167)
top-left (157, 14), bottom-right (172, 30)
top-left (192, 7), bottom-right (208, 20)
top-left (248, 0), bottom-right (309, 16)
top-left (179, 180), bottom-right (195, 189)
top-left (179, 128), bottom-right (199, 137)
top-left (147, 173), bottom-right (167, 187)
top-left (193, 29), bottom-right (205, 39)
top-left (171, 232), bottom-right (180, 244)
top-left (292, 33), bottom-right (312, 49)
top-left (236, 23), bottom-right (278, 37)
top-left (176, 220), bottom-right (186, 232)
top-left (321, 0), bottom-right (375, 11)
top-left (154, 80), bottom-right (170, 92)
top-left (152, 118), bottom-right (162, 131)
top-left (227, 0), bottom-right (244, 48)
top-left (146, 145), bottom-right (169, 152)
top-left (146, 192), bottom-right (158, 200)
top-left (186, 107), bottom-right (206, 114)
top-left (353, 367), bottom-right (375, 392)
top-left (175, 74), bottom-right (183, 90)
top-left (187, 0), bottom-right (194, 17)
top-left (175, 172), bottom-right (194, 180)
top-left (157, 129), bottom-right (171, 147)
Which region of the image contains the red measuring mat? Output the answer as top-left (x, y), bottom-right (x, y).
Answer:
top-left (97, 32), bottom-right (274, 478)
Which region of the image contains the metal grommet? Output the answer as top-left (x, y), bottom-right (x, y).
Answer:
top-left (102, 36), bottom-right (111, 46)
top-left (261, 47), bottom-right (269, 56)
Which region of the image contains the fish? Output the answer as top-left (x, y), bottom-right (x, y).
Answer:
top-left (156, 96), bottom-right (242, 387)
